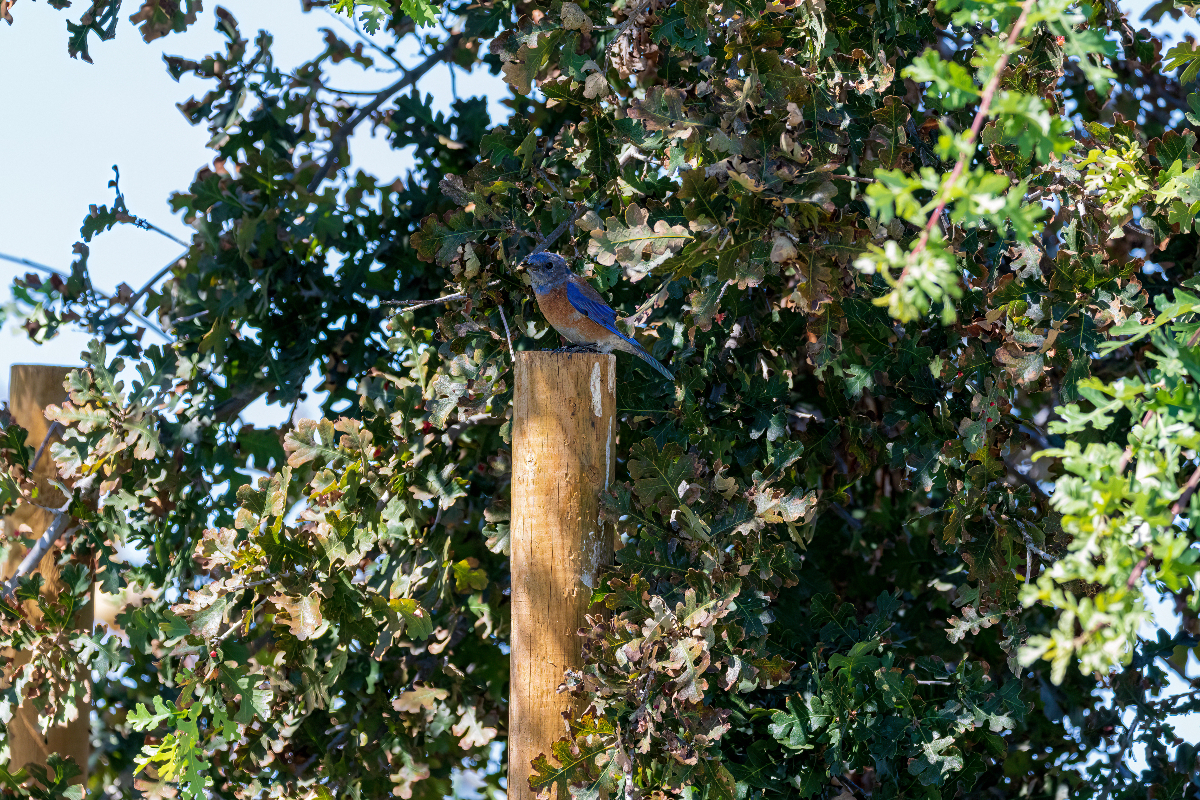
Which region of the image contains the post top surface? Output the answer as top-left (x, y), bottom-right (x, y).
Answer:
top-left (514, 350), bottom-right (616, 362)
top-left (10, 364), bottom-right (76, 372)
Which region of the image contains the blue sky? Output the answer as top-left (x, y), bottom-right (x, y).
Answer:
top-left (0, 0), bottom-right (509, 421)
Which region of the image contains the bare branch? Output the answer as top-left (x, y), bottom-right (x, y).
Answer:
top-left (0, 251), bottom-right (171, 341)
top-left (130, 218), bottom-right (190, 248)
top-left (323, 7), bottom-right (409, 70)
top-left (216, 598), bottom-right (267, 643)
top-left (1116, 410), bottom-right (1157, 474)
top-left (382, 293), bottom-right (468, 311)
top-left (1098, 711), bottom-right (1143, 800)
top-left (0, 251), bottom-right (70, 279)
top-left (830, 174), bottom-right (875, 184)
top-left (527, 204), bottom-right (588, 258)
top-left (29, 422), bottom-right (64, 475)
top-left (306, 35), bottom-right (461, 193)
top-left (829, 501), bottom-right (863, 530)
top-left (1021, 531), bottom-right (1054, 562)
top-left (0, 502), bottom-right (74, 602)
top-left (498, 305), bottom-right (516, 362)
top-left (169, 309), bottom-right (211, 329)
top-left (104, 252), bottom-right (188, 333)
top-left (1005, 457), bottom-right (1049, 502)
top-left (296, 710), bottom-right (363, 775)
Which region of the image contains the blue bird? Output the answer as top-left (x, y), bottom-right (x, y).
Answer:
top-left (524, 252), bottom-right (674, 380)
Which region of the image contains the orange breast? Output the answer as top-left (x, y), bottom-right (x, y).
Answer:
top-left (536, 286), bottom-right (609, 344)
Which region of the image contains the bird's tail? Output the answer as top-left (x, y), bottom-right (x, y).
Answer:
top-left (630, 342), bottom-right (674, 380)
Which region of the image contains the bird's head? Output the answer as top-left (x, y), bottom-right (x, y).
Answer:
top-left (524, 252), bottom-right (571, 290)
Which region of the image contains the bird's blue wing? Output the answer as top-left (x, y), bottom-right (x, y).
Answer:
top-left (566, 281), bottom-right (629, 341)
top-left (567, 279), bottom-right (672, 378)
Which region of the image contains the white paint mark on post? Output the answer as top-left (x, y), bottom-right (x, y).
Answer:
top-left (590, 362), bottom-right (603, 417)
top-left (604, 417), bottom-right (613, 490)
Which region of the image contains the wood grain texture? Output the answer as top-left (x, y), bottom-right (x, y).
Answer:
top-left (3, 365), bottom-right (92, 788)
top-left (510, 351), bottom-right (616, 800)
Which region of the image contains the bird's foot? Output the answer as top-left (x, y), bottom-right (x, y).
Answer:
top-left (550, 344), bottom-right (600, 354)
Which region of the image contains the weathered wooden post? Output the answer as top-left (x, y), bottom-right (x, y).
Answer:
top-left (510, 351), bottom-right (616, 800)
top-left (4, 365), bottom-right (91, 789)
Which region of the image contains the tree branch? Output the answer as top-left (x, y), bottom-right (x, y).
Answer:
top-left (103, 252), bottom-right (187, 334)
top-left (527, 203), bottom-right (588, 258)
top-left (0, 251), bottom-right (172, 341)
top-left (129, 217), bottom-right (190, 248)
top-left (1020, 528), bottom-right (1054, 562)
top-left (29, 422), bottom-right (64, 475)
top-left (1097, 709), bottom-right (1142, 800)
top-left (382, 293), bottom-right (468, 311)
top-left (0, 502), bottom-right (74, 602)
top-left (829, 501), bottom-right (863, 530)
top-left (0, 251), bottom-right (71, 280)
top-left (908, 0), bottom-right (1036, 263)
top-left (1170, 466), bottom-right (1200, 516)
top-left (604, 0), bottom-right (651, 68)
top-left (1126, 546), bottom-right (1152, 589)
top-left (306, 35), bottom-right (461, 192)
top-left (830, 174), bottom-right (875, 184)
top-left (498, 305), bottom-right (516, 362)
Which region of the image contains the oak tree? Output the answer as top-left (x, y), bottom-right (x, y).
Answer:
top-left (3, 0), bottom-right (1200, 797)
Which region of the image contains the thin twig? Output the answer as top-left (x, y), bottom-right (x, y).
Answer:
top-left (527, 204), bottom-right (588, 258)
top-left (0, 251), bottom-right (171, 341)
top-left (1126, 546), bottom-right (1152, 589)
top-left (1005, 457), bottom-right (1050, 501)
top-left (231, 576), bottom-right (283, 591)
top-left (215, 598), bottom-right (267, 644)
top-left (0, 251), bottom-right (70, 280)
top-left (306, 35), bottom-right (461, 192)
top-left (829, 501), bottom-right (863, 530)
top-left (29, 422), bottom-right (64, 475)
top-left (834, 775), bottom-right (869, 800)
top-left (0, 502), bottom-right (74, 602)
top-left (1097, 710), bottom-right (1142, 800)
top-left (169, 309), bottom-right (211, 329)
top-left (382, 293), bottom-right (468, 311)
top-left (1170, 467), bottom-right (1200, 516)
top-left (105, 252), bottom-right (187, 332)
top-left (323, 8), bottom-right (407, 69)
top-left (1022, 532), bottom-right (1053, 562)
top-left (604, 0), bottom-right (651, 67)
top-left (1122, 221), bottom-right (1154, 239)
top-left (907, 0), bottom-right (1036, 263)
top-left (302, 82), bottom-right (395, 96)
top-left (132, 219), bottom-right (190, 248)
top-left (296, 709), bottom-right (363, 775)
top-left (498, 305), bottom-right (515, 362)
top-left (830, 174), bottom-right (875, 184)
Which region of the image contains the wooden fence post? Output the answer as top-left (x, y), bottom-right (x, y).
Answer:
top-left (4, 365), bottom-right (91, 789)
top-left (510, 351), bottom-right (616, 800)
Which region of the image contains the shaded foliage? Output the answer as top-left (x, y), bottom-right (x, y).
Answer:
top-left (2, 0), bottom-right (1200, 798)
